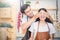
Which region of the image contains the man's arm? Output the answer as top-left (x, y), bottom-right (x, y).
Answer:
top-left (22, 14), bottom-right (39, 31)
top-left (47, 12), bottom-right (53, 22)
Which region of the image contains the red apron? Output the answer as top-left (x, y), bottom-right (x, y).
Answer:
top-left (35, 23), bottom-right (50, 40)
top-left (35, 32), bottom-right (50, 40)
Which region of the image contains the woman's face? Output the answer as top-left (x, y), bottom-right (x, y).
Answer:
top-left (39, 10), bottom-right (47, 21)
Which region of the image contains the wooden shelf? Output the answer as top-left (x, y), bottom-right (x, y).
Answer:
top-left (32, 8), bottom-right (56, 11)
top-left (0, 8), bottom-right (11, 18)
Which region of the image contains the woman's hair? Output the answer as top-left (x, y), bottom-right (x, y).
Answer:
top-left (36, 8), bottom-right (53, 23)
top-left (20, 4), bottom-right (30, 13)
top-left (38, 8), bottom-right (47, 12)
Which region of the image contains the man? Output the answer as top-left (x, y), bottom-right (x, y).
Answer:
top-left (20, 4), bottom-right (39, 40)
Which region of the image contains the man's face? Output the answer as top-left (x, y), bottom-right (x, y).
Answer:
top-left (24, 6), bottom-right (34, 18)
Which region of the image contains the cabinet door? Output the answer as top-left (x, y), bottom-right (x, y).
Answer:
top-left (0, 8), bottom-right (11, 18)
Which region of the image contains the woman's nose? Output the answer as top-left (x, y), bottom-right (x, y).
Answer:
top-left (41, 13), bottom-right (44, 15)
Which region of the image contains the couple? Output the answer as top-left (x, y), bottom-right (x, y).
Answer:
top-left (21, 4), bottom-right (55, 40)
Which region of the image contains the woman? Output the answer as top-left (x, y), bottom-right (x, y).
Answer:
top-left (29, 8), bottom-right (56, 40)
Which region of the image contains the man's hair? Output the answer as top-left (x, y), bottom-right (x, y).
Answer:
top-left (20, 4), bottom-right (30, 13)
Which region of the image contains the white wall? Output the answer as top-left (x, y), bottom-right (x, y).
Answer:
top-left (58, 0), bottom-right (60, 22)
top-left (27, 0), bottom-right (56, 20)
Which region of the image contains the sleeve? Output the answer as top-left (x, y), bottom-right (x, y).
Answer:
top-left (49, 23), bottom-right (56, 34)
top-left (29, 23), bottom-right (34, 33)
top-left (22, 17), bottom-right (27, 24)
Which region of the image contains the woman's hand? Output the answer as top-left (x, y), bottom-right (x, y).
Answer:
top-left (28, 33), bottom-right (34, 40)
top-left (49, 39), bottom-right (53, 40)
top-left (28, 38), bottom-right (33, 40)
top-left (49, 34), bottom-right (54, 40)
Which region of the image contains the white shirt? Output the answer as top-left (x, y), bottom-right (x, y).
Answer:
top-left (22, 14), bottom-right (28, 24)
top-left (22, 14), bottom-right (35, 25)
top-left (29, 21), bottom-right (56, 40)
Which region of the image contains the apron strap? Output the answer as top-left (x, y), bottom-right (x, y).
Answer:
top-left (46, 22), bottom-right (50, 33)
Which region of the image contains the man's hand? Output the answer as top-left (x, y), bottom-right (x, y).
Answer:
top-left (34, 13), bottom-right (40, 19)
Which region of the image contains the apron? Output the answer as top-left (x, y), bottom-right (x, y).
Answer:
top-left (35, 23), bottom-right (50, 40)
